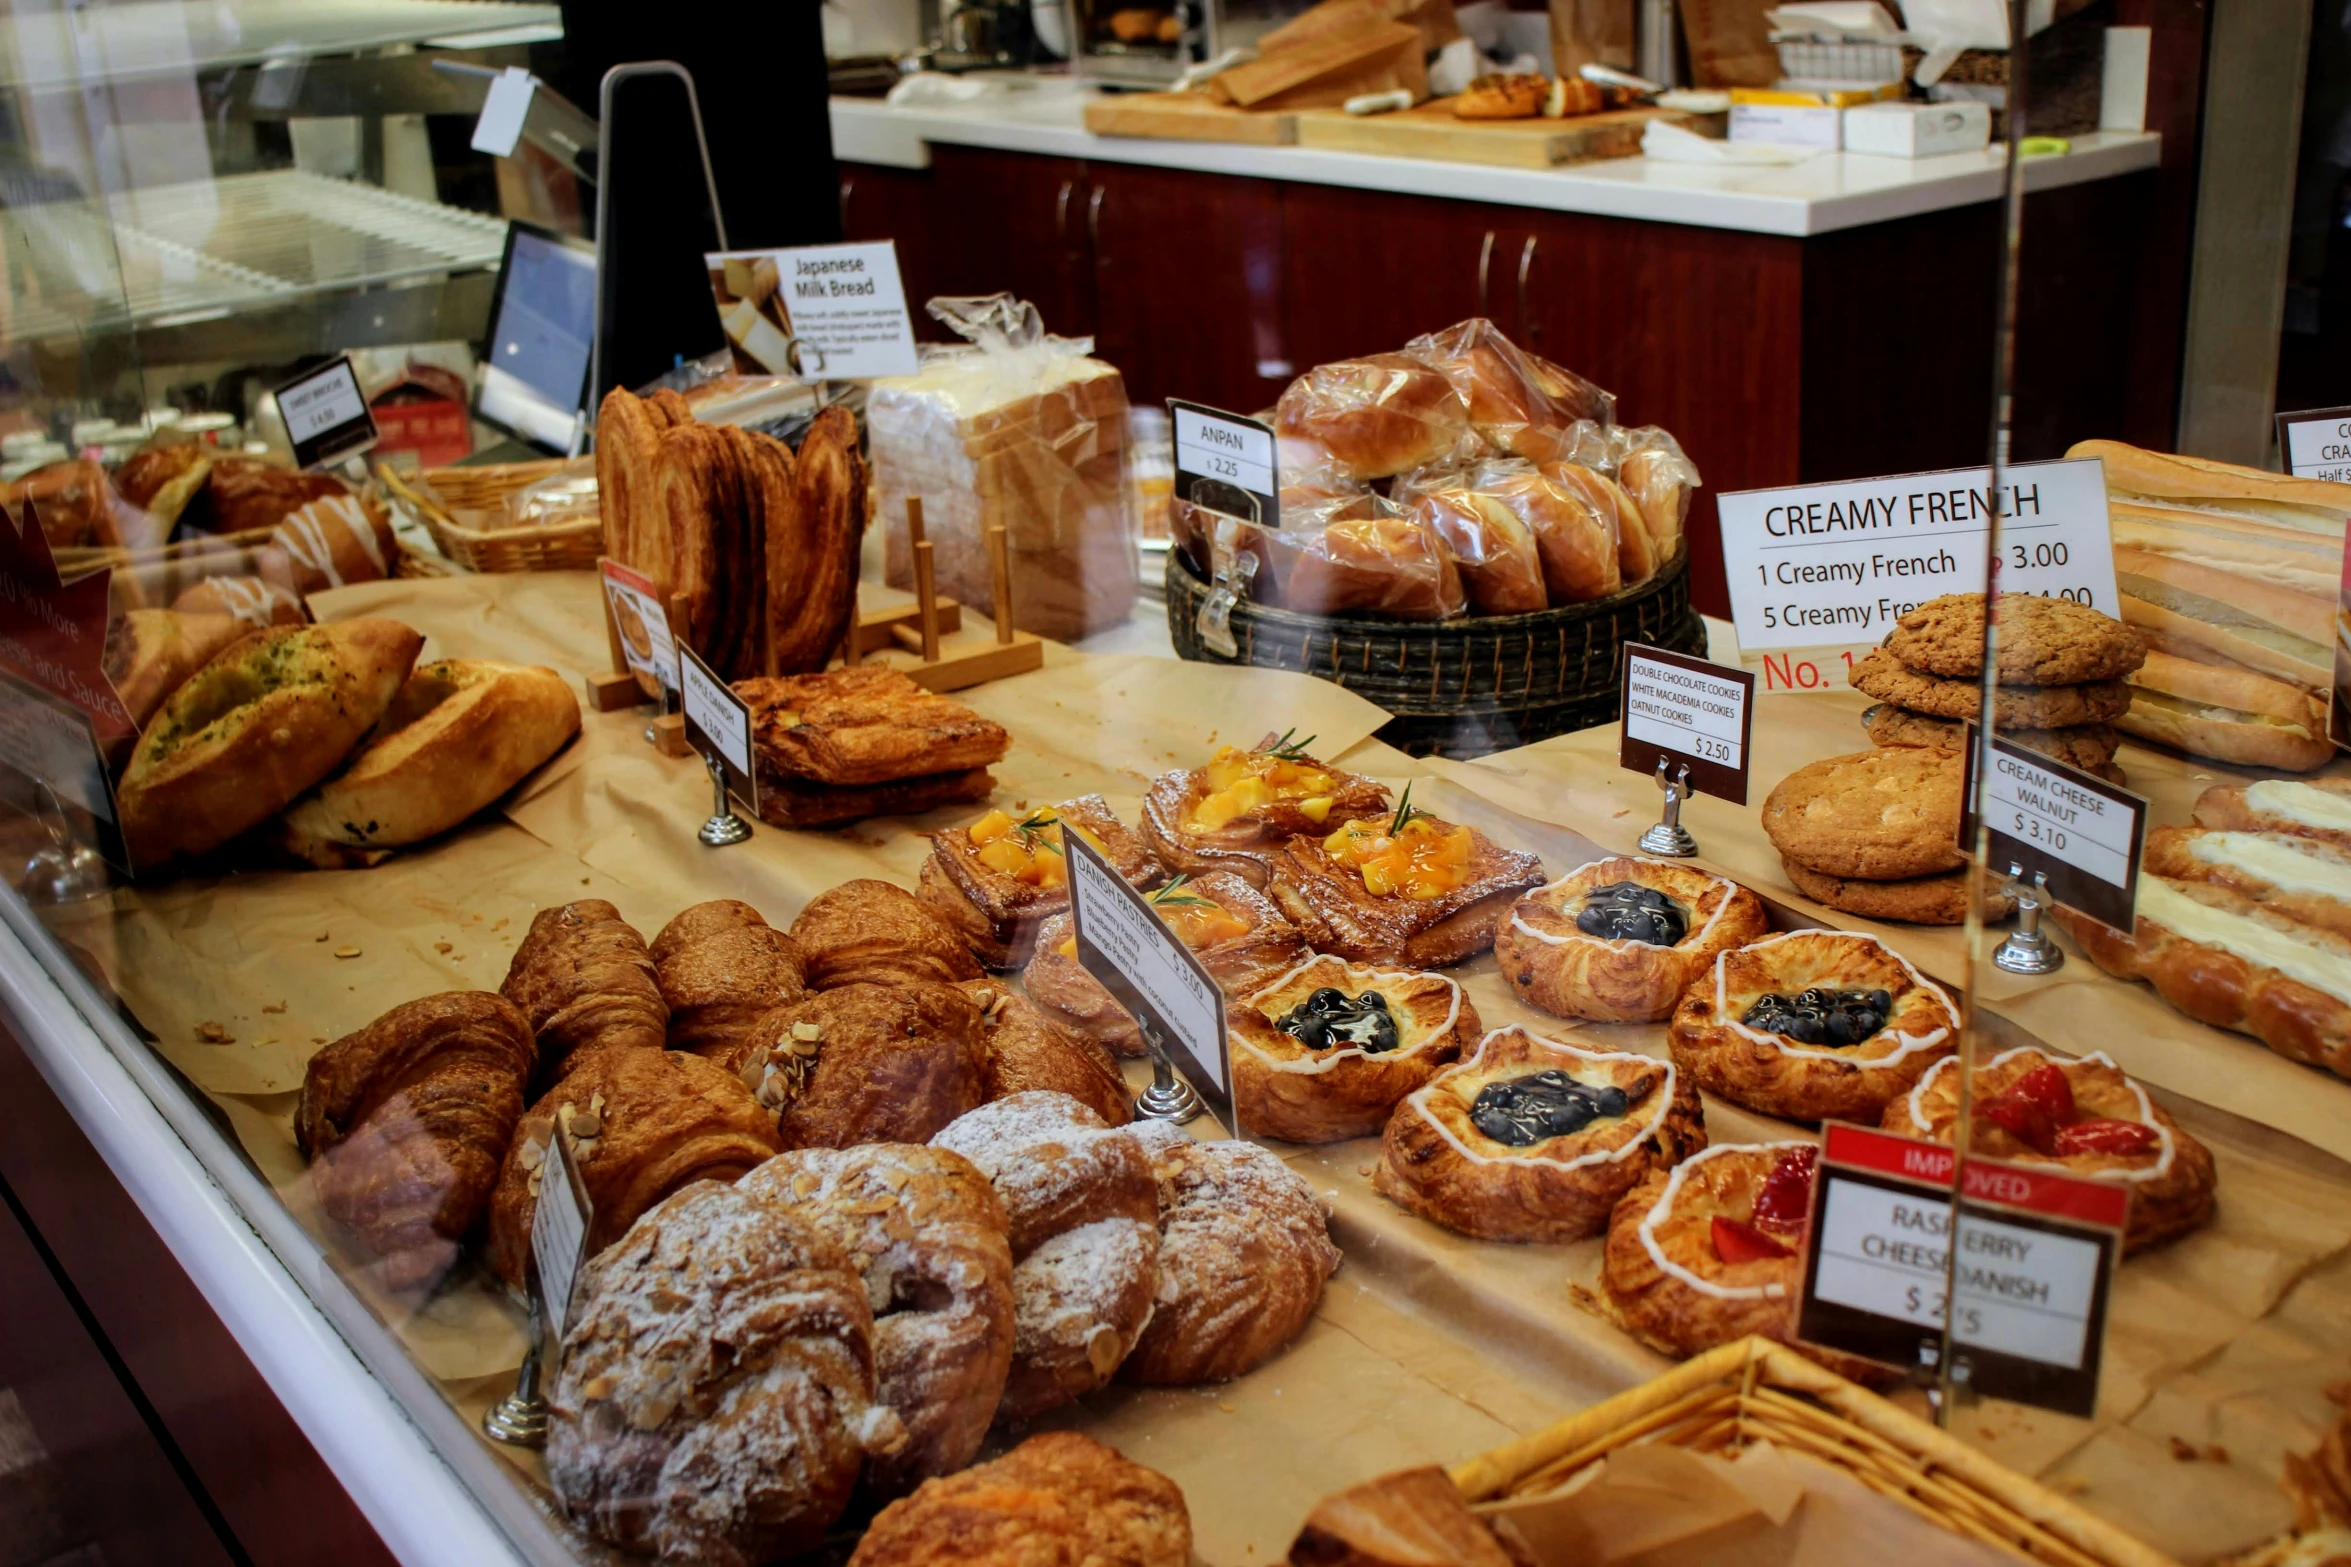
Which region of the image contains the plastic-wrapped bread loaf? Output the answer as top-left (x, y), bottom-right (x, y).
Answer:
top-left (869, 295), bottom-right (1139, 642)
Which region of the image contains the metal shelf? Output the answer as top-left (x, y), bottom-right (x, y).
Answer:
top-left (1, 169), bottom-right (508, 346)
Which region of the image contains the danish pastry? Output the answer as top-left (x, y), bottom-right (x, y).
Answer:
top-left (738, 665), bottom-right (1009, 787)
top-left (1496, 857), bottom-right (1770, 1024)
top-left (918, 796), bottom-right (1160, 968)
top-left (547, 1181), bottom-right (904, 1562)
top-left (730, 982), bottom-right (989, 1147)
top-left (790, 878), bottom-right (985, 989)
top-left (1140, 735), bottom-right (1390, 889)
top-left (1598, 1141), bottom-right (1894, 1381)
top-left (2144, 824), bottom-right (2351, 939)
top-left (1230, 954), bottom-right (1478, 1144)
top-left (1376, 1026), bottom-right (1704, 1244)
top-left (932, 1093), bottom-right (1160, 1418)
top-left (740, 1144), bottom-right (1014, 1494)
top-left (1881, 1047), bottom-right (2215, 1253)
top-left (485, 1046), bottom-right (783, 1290)
top-left (1024, 872), bottom-right (1309, 1057)
top-left (1267, 793), bottom-right (1546, 967)
top-left (295, 991), bottom-right (536, 1290)
top-left (847, 1431), bottom-right (1190, 1567)
top-left (1121, 1123), bottom-right (1341, 1384)
top-left (499, 899), bottom-right (669, 1084)
top-left (961, 978), bottom-right (1133, 1127)
top-left (1667, 930), bottom-right (1960, 1123)
top-left (649, 899), bottom-right (808, 1059)
top-left (2194, 776), bottom-right (2351, 851)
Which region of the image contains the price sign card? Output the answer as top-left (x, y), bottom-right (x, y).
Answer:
top-left (530, 1127), bottom-right (595, 1337)
top-left (1797, 1123), bottom-right (2122, 1417)
top-left (274, 355), bottom-right (378, 470)
top-left (704, 241), bottom-right (918, 382)
top-left (2277, 404), bottom-right (2351, 483)
top-left (678, 644), bottom-right (759, 814)
top-left (1618, 643), bottom-right (1756, 805)
top-left (1168, 400), bottom-right (1278, 528)
top-left (1065, 829), bottom-right (1233, 1122)
top-left (1960, 724), bottom-right (2147, 928)
top-left (1717, 458), bottom-right (2117, 694)
top-left (599, 559), bottom-right (678, 695)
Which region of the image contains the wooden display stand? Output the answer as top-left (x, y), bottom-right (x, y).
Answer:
top-left (848, 499), bottom-right (1043, 692)
top-left (589, 585), bottom-right (691, 756)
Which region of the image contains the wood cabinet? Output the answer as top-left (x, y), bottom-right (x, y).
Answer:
top-left (1085, 162), bottom-right (1286, 411)
top-left (1279, 185), bottom-right (1525, 367)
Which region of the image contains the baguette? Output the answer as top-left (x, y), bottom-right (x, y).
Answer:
top-left (2071, 438), bottom-right (2351, 534)
top-left (2118, 649), bottom-right (2333, 772)
top-left (2115, 545), bottom-right (2334, 688)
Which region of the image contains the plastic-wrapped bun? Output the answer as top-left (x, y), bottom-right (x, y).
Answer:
top-left (1610, 426), bottom-right (1701, 563)
top-left (1410, 489), bottom-right (1548, 615)
top-left (1406, 318), bottom-right (1616, 465)
top-left (1458, 461), bottom-right (1620, 604)
top-left (1274, 354), bottom-right (1469, 481)
top-left (1277, 505), bottom-right (1466, 620)
top-left (1545, 461), bottom-right (1654, 585)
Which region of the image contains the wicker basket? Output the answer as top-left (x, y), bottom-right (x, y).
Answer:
top-left (388, 460), bottom-right (602, 574)
top-left (1450, 1338), bottom-right (2179, 1567)
top-left (1165, 546), bottom-right (1707, 759)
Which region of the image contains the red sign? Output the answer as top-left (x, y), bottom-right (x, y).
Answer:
top-left (1821, 1123), bottom-right (2128, 1231)
top-left (0, 497), bottom-right (134, 741)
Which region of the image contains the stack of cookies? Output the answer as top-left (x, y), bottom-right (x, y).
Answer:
top-left (1760, 746), bottom-right (2012, 925)
top-left (732, 665), bottom-right (1011, 828)
top-left (1846, 593), bottom-right (2146, 784)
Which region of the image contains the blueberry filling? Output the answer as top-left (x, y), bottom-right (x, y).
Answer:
top-left (1469, 1070), bottom-right (1631, 1147)
top-left (1575, 881), bottom-right (1687, 946)
top-left (1741, 987), bottom-right (1894, 1047)
top-left (1277, 987), bottom-right (1400, 1053)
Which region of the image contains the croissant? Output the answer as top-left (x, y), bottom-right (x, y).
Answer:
top-left (295, 992), bottom-right (537, 1291)
top-left (791, 879), bottom-right (985, 990)
top-left (651, 899), bottom-right (808, 1059)
top-left (485, 1046), bottom-right (784, 1291)
top-left (499, 900), bottom-right (670, 1086)
top-left (772, 404), bottom-right (867, 674)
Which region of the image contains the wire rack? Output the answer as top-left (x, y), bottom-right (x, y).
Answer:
top-left (0, 169), bottom-right (508, 344)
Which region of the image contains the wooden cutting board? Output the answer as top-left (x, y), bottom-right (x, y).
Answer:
top-left (1295, 98), bottom-right (1691, 167)
top-left (1083, 91), bottom-right (1297, 146)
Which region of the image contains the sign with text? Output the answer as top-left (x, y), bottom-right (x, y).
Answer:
top-left (1168, 400), bottom-right (1279, 528)
top-left (598, 558), bottom-right (678, 695)
top-left (530, 1126), bottom-right (594, 1337)
top-left (1718, 458), bottom-right (2118, 693)
top-left (0, 670), bottom-right (126, 872)
top-left (1960, 724), bottom-right (2146, 928)
top-left (2277, 404), bottom-right (2351, 483)
top-left (274, 355), bottom-right (379, 469)
top-left (469, 65), bottom-right (536, 157)
top-left (2333, 529), bottom-right (2351, 749)
top-left (1065, 829), bottom-right (1232, 1120)
top-left (704, 241), bottom-right (917, 381)
top-left (1798, 1123), bottom-right (2123, 1417)
top-left (678, 644), bottom-right (758, 814)
top-left (1618, 643), bottom-right (1756, 805)
top-left (0, 496), bottom-right (134, 742)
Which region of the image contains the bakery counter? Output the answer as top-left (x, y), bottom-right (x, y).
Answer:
top-left (830, 80), bottom-right (2159, 239)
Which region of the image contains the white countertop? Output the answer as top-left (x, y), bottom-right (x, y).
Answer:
top-left (831, 78), bottom-right (2160, 238)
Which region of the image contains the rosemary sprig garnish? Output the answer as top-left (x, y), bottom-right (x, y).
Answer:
top-left (1260, 727), bottom-right (1317, 761)
top-left (1390, 782), bottom-right (1432, 836)
top-left (1149, 872), bottom-right (1219, 910)
top-left (1012, 810), bottom-right (1063, 853)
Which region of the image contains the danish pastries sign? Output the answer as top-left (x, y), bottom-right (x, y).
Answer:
top-left (1716, 458), bottom-right (2118, 694)
top-left (1064, 829), bottom-right (1232, 1116)
top-left (1798, 1123), bottom-right (2123, 1417)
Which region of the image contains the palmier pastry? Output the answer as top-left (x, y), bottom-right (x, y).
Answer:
top-left (1024, 872), bottom-right (1309, 1057)
top-left (731, 982), bottom-right (988, 1147)
top-left (1274, 353), bottom-right (1469, 481)
top-left (933, 1093), bottom-right (1160, 1418)
top-left (485, 1046), bottom-right (783, 1291)
top-left (1121, 1123), bottom-right (1341, 1384)
top-left (1140, 735), bottom-right (1390, 889)
top-left (919, 796), bottom-right (1160, 968)
top-left (650, 899), bottom-right (808, 1059)
top-left (791, 878), bottom-right (985, 989)
top-left (771, 402), bottom-right (867, 675)
top-left (295, 992), bottom-right (536, 1290)
top-left (1230, 954), bottom-right (1477, 1144)
top-left (499, 899), bottom-right (669, 1084)
top-left (1598, 1141), bottom-right (1893, 1381)
top-left (1667, 930), bottom-right (1960, 1123)
top-left (1377, 1027), bottom-right (1703, 1244)
top-left (848, 1431), bottom-right (1190, 1567)
top-left (961, 978), bottom-right (1132, 1127)
top-left (1882, 1047), bottom-right (2215, 1254)
top-left (547, 1181), bottom-right (905, 1562)
top-left (1497, 857), bottom-right (1770, 1024)
top-left (1268, 795), bottom-right (1546, 968)
top-left (741, 1145), bottom-right (1014, 1493)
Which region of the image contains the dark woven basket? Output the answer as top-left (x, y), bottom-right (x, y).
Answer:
top-left (1166, 547), bottom-right (1708, 759)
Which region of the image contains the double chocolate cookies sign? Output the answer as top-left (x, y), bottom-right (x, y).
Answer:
top-left (1717, 458), bottom-right (2119, 694)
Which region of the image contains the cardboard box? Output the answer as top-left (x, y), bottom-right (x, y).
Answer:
top-left (1842, 99), bottom-right (1994, 156)
top-left (1727, 101), bottom-right (1843, 148)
